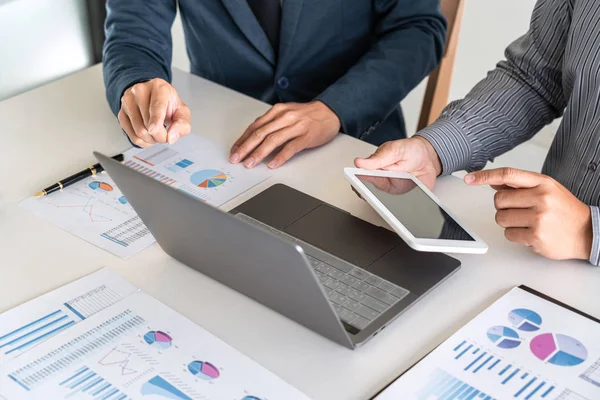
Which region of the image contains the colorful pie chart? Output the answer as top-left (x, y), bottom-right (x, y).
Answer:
top-left (508, 308), bottom-right (542, 331)
top-left (144, 330), bottom-right (173, 350)
top-left (487, 326), bottom-right (521, 349)
top-left (187, 361), bottom-right (220, 380)
top-left (530, 333), bottom-right (587, 366)
top-left (190, 169), bottom-right (227, 188)
top-left (89, 181), bottom-right (114, 192)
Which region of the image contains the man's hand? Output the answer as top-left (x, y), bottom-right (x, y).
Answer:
top-left (229, 101), bottom-right (340, 169)
top-left (119, 78), bottom-right (191, 148)
top-left (354, 137), bottom-right (442, 190)
top-left (465, 168), bottom-right (593, 260)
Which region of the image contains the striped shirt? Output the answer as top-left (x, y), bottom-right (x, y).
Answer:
top-left (417, 0), bottom-right (600, 265)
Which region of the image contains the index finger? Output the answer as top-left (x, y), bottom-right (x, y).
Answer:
top-left (465, 168), bottom-right (543, 189)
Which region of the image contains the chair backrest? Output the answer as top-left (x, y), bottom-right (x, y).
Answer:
top-left (417, 0), bottom-right (465, 131)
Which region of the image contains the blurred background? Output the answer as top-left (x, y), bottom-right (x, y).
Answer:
top-left (0, 0), bottom-right (555, 172)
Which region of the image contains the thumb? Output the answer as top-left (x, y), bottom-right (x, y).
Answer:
top-left (167, 103), bottom-right (192, 144)
top-left (354, 141), bottom-right (404, 170)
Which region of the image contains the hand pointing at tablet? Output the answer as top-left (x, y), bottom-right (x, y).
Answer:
top-left (354, 137), bottom-right (442, 190)
top-left (465, 168), bottom-right (593, 261)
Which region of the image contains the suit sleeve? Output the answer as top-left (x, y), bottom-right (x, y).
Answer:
top-left (416, 0), bottom-right (571, 174)
top-left (315, 0), bottom-right (447, 138)
top-left (103, 0), bottom-right (177, 116)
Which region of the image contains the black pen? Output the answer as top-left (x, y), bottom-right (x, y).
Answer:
top-left (35, 154), bottom-right (125, 197)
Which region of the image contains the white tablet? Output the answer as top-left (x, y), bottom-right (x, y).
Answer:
top-left (344, 168), bottom-right (488, 254)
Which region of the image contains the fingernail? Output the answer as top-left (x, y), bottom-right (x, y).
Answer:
top-left (168, 131), bottom-right (179, 144)
top-left (244, 158), bottom-right (255, 168)
top-left (148, 123), bottom-right (156, 133)
top-left (268, 160), bottom-right (278, 169)
top-left (230, 153), bottom-right (240, 163)
top-left (465, 174), bottom-right (475, 184)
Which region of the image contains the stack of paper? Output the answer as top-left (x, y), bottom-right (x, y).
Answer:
top-left (0, 269), bottom-right (309, 400)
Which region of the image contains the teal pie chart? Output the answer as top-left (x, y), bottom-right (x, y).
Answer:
top-left (508, 308), bottom-right (542, 331)
top-left (487, 326), bottom-right (521, 349)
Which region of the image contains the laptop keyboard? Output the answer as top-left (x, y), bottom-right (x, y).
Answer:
top-left (236, 213), bottom-right (410, 331)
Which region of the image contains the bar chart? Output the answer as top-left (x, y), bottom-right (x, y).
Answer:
top-left (415, 369), bottom-right (495, 400)
top-left (0, 309), bottom-right (75, 357)
top-left (7, 311), bottom-right (145, 391)
top-left (59, 366), bottom-right (130, 399)
top-left (452, 340), bottom-right (559, 399)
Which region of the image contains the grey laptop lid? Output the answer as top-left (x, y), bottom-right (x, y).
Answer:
top-left (94, 152), bottom-right (354, 349)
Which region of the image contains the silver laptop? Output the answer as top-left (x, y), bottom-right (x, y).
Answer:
top-left (95, 152), bottom-right (460, 349)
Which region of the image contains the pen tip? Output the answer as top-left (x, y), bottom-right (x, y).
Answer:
top-left (34, 191), bottom-right (45, 198)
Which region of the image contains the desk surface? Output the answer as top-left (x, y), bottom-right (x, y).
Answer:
top-left (1, 65), bottom-right (599, 400)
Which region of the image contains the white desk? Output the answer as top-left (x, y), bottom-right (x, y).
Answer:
top-left (1, 65), bottom-right (599, 400)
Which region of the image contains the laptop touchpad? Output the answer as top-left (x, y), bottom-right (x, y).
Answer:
top-left (284, 205), bottom-right (399, 268)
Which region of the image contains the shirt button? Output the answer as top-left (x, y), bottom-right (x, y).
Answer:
top-left (589, 162), bottom-right (597, 172)
top-left (277, 76), bottom-right (290, 89)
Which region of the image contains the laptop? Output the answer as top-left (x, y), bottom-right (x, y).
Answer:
top-left (95, 152), bottom-right (460, 349)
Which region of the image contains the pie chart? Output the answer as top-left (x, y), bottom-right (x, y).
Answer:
top-left (487, 326), bottom-right (521, 349)
top-left (530, 333), bottom-right (587, 366)
top-left (89, 181), bottom-right (114, 192)
top-left (508, 308), bottom-right (542, 331)
top-left (190, 169), bottom-right (227, 188)
top-left (187, 361), bottom-right (220, 380)
top-left (144, 330), bottom-right (173, 350)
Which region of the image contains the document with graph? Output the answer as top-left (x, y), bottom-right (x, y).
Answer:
top-left (373, 286), bottom-right (600, 400)
top-left (20, 135), bottom-right (271, 258)
top-left (0, 291), bottom-right (309, 400)
top-left (0, 268), bottom-right (136, 364)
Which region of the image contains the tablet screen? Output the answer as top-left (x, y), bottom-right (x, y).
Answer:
top-left (357, 175), bottom-right (475, 241)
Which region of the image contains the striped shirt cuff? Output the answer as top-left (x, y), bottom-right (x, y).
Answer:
top-left (416, 118), bottom-right (473, 176)
top-left (590, 206), bottom-right (600, 266)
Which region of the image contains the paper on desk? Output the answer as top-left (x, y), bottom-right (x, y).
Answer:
top-left (0, 268), bottom-right (136, 364)
top-left (20, 135), bottom-right (271, 258)
top-left (374, 287), bottom-right (600, 400)
top-left (0, 291), bottom-right (310, 400)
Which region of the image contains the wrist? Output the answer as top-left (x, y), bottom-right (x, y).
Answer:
top-left (414, 136), bottom-right (443, 177)
top-left (315, 101), bottom-right (341, 132)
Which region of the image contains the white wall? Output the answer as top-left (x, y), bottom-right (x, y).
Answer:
top-left (0, 0), bottom-right (94, 101)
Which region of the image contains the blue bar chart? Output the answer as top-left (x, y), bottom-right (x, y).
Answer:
top-left (451, 339), bottom-right (558, 399)
top-left (7, 311), bottom-right (145, 391)
top-left (416, 369), bottom-right (495, 400)
top-left (59, 366), bottom-right (130, 399)
top-left (0, 309), bottom-right (75, 357)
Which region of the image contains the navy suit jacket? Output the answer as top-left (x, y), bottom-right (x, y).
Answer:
top-left (103, 0), bottom-right (446, 145)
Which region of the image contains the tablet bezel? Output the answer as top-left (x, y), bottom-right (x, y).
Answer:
top-left (344, 168), bottom-right (488, 254)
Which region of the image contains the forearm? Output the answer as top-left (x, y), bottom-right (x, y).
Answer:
top-left (103, 0), bottom-right (176, 116)
top-left (317, 0), bottom-right (446, 138)
top-left (417, 0), bottom-right (570, 174)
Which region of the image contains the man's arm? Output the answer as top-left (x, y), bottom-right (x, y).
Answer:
top-left (417, 0), bottom-right (571, 174)
top-left (315, 0), bottom-right (447, 138)
top-left (103, 0), bottom-right (177, 116)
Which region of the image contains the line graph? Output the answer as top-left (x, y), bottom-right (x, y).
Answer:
top-left (98, 347), bottom-right (138, 376)
top-left (47, 196), bottom-right (112, 223)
